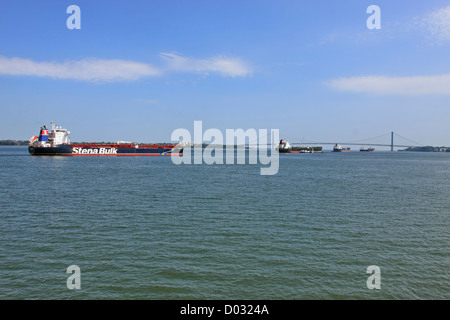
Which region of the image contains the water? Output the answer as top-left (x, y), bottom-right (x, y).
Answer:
top-left (0, 147), bottom-right (448, 299)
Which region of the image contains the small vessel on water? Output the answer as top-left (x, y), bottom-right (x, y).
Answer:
top-left (277, 139), bottom-right (322, 153)
top-left (332, 143), bottom-right (351, 152)
top-left (360, 146), bottom-right (375, 152)
top-left (28, 122), bottom-right (183, 156)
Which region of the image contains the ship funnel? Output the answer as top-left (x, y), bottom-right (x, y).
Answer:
top-left (38, 127), bottom-right (49, 142)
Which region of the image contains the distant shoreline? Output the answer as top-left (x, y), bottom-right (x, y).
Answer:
top-left (400, 146), bottom-right (450, 152)
top-left (1, 140), bottom-right (449, 152)
top-left (0, 140), bottom-right (28, 146)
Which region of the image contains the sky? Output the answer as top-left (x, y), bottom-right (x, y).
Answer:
top-left (0, 0), bottom-right (449, 147)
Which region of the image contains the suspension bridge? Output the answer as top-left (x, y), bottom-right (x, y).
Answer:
top-left (290, 132), bottom-right (423, 151)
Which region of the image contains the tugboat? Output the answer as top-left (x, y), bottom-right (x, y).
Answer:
top-left (332, 143), bottom-right (351, 152)
top-left (28, 122), bottom-right (183, 156)
top-left (277, 139), bottom-right (322, 153)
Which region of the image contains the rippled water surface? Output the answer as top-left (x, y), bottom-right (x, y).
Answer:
top-left (0, 147), bottom-right (448, 299)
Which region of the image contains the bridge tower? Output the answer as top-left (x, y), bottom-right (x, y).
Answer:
top-left (391, 131), bottom-right (394, 151)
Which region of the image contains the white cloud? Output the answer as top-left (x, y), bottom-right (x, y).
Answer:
top-left (160, 52), bottom-right (252, 77)
top-left (422, 5), bottom-right (450, 43)
top-left (328, 74), bottom-right (450, 95)
top-left (0, 56), bottom-right (161, 82)
top-left (0, 53), bottom-right (252, 82)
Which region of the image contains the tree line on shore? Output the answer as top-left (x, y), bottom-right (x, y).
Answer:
top-left (0, 140), bottom-right (28, 146)
top-left (401, 146), bottom-right (450, 152)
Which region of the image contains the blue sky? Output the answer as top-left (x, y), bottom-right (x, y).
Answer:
top-left (1, 0), bottom-right (450, 147)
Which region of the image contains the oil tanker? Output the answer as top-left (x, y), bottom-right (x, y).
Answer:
top-left (28, 122), bottom-right (183, 156)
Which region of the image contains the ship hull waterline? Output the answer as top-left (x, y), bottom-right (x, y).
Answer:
top-left (28, 145), bottom-right (183, 156)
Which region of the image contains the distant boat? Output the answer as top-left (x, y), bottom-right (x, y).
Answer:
top-left (360, 146), bottom-right (375, 152)
top-left (277, 139), bottom-right (322, 153)
top-left (332, 143), bottom-right (350, 152)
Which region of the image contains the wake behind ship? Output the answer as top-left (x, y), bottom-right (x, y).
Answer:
top-left (28, 122), bottom-right (183, 156)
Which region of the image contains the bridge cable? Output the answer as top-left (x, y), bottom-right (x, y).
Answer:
top-left (393, 133), bottom-right (423, 146)
top-left (350, 132), bottom-right (391, 143)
